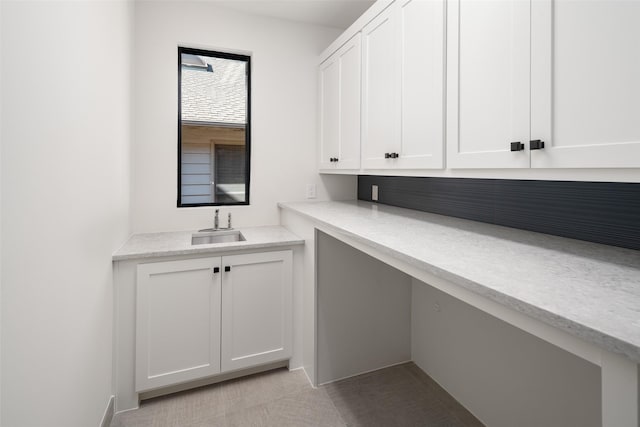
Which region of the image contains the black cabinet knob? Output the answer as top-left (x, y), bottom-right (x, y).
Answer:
top-left (530, 140), bottom-right (545, 150)
top-left (213, 267), bottom-right (220, 274)
top-left (224, 266), bottom-right (231, 272)
top-left (329, 157), bottom-right (339, 162)
top-left (385, 153), bottom-right (391, 159)
top-left (510, 142), bottom-right (524, 151)
top-left (391, 152), bottom-right (399, 159)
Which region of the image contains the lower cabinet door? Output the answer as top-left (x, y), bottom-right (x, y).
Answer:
top-left (221, 250), bottom-right (293, 372)
top-left (136, 257), bottom-right (222, 392)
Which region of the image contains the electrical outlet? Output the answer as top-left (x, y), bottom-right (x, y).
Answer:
top-left (306, 184), bottom-right (317, 199)
top-left (372, 185), bottom-right (378, 201)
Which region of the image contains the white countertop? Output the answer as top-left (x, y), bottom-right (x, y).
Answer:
top-left (112, 226), bottom-right (303, 261)
top-left (279, 200), bottom-right (640, 363)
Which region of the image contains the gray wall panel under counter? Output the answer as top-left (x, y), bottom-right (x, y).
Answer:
top-left (316, 231), bottom-right (412, 385)
top-left (358, 176), bottom-right (640, 251)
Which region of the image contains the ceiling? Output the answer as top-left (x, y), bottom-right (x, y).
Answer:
top-left (214, 0), bottom-right (376, 30)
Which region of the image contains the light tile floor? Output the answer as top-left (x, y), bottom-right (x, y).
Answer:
top-left (111, 363), bottom-right (484, 427)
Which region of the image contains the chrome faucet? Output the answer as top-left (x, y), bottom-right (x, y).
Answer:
top-left (211, 209), bottom-right (232, 231)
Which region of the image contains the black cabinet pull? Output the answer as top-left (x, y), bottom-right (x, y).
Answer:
top-left (213, 267), bottom-right (220, 274)
top-left (390, 152), bottom-right (399, 159)
top-left (224, 266), bottom-right (231, 272)
top-left (510, 142), bottom-right (524, 151)
top-left (329, 157), bottom-right (339, 162)
top-left (530, 140), bottom-right (545, 150)
top-left (385, 153), bottom-right (391, 159)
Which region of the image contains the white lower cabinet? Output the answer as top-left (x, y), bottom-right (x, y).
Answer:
top-left (135, 250), bottom-right (292, 392)
top-left (221, 251), bottom-right (293, 372)
top-left (135, 257), bottom-right (222, 392)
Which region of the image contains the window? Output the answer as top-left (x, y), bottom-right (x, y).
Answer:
top-left (178, 47), bottom-right (251, 206)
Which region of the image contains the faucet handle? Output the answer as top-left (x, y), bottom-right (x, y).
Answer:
top-left (213, 209), bottom-right (220, 230)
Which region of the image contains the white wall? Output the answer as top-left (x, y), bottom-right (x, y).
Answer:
top-left (0, 1), bottom-right (132, 426)
top-left (132, 2), bottom-right (354, 233)
top-left (412, 279), bottom-right (601, 427)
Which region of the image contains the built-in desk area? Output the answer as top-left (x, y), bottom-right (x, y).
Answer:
top-left (279, 200), bottom-right (640, 427)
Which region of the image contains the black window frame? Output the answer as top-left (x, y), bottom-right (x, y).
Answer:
top-left (177, 46), bottom-right (251, 207)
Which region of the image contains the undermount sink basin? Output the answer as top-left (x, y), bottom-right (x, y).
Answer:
top-left (191, 230), bottom-right (245, 245)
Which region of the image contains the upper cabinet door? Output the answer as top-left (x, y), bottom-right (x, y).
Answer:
top-left (446, 0), bottom-right (531, 169)
top-left (337, 34), bottom-right (362, 170)
top-left (319, 56), bottom-right (340, 170)
top-left (319, 34), bottom-right (361, 171)
top-left (530, 0), bottom-right (640, 168)
top-left (362, 5), bottom-right (401, 169)
top-left (397, 0), bottom-right (445, 169)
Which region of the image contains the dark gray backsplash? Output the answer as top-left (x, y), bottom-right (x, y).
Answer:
top-left (358, 175), bottom-right (640, 251)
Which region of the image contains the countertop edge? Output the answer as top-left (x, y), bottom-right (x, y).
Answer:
top-left (112, 239), bottom-right (304, 262)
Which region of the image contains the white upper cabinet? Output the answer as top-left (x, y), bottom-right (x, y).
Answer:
top-left (446, 0), bottom-right (531, 169)
top-left (319, 56), bottom-right (340, 170)
top-left (398, 0), bottom-right (445, 169)
top-left (319, 34), bottom-right (361, 170)
top-left (361, 5), bottom-right (401, 169)
top-left (530, 0), bottom-right (640, 168)
top-left (362, 0), bottom-right (445, 170)
top-left (448, 0), bottom-right (640, 169)
top-left (339, 36), bottom-right (362, 170)
top-left (322, 0), bottom-right (639, 172)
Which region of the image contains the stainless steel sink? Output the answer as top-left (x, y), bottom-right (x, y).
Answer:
top-left (191, 230), bottom-right (245, 245)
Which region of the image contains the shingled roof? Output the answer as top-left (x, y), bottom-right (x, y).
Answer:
top-left (181, 56), bottom-right (247, 126)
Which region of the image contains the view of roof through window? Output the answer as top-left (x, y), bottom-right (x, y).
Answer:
top-left (179, 49), bottom-right (250, 207)
top-left (181, 54), bottom-right (247, 126)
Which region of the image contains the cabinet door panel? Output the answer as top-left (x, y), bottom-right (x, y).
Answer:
top-left (136, 257), bottom-right (221, 392)
top-left (221, 251), bottom-right (292, 372)
top-left (319, 57), bottom-right (340, 170)
top-left (337, 34), bottom-right (362, 170)
top-left (398, 0), bottom-right (445, 169)
top-left (447, 0), bottom-right (530, 168)
top-left (531, 0), bottom-right (640, 168)
top-left (362, 6), bottom-right (401, 169)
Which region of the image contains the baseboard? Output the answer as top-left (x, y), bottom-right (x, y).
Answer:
top-left (317, 359), bottom-right (412, 387)
top-left (138, 360), bottom-right (289, 401)
top-left (99, 395), bottom-right (114, 427)
top-left (289, 366), bottom-right (316, 389)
